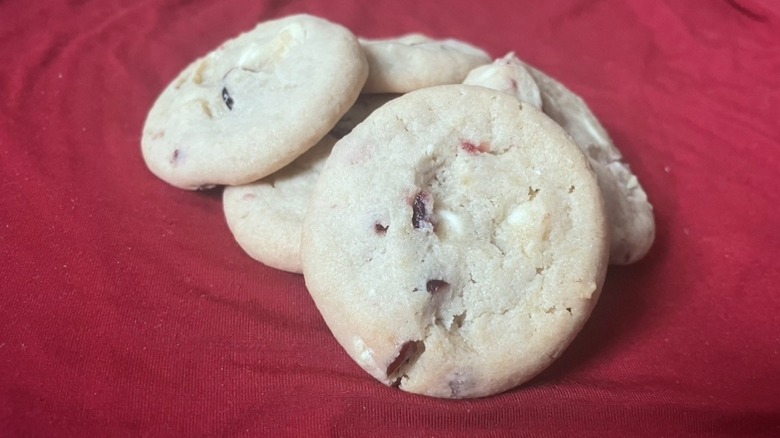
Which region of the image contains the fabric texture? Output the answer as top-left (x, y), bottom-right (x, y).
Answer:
top-left (1, 0), bottom-right (778, 436)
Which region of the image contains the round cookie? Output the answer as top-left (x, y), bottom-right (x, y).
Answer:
top-left (360, 34), bottom-right (491, 94)
top-left (223, 135), bottom-right (336, 274)
top-left (301, 85), bottom-right (609, 398)
top-left (141, 14), bottom-right (368, 189)
top-left (463, 52), bottom-right (542, 110)
top-left (523, 64), bottom-right (655, 264)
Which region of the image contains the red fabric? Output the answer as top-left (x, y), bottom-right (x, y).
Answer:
top-left (1, 0), bottom-right (779, 436)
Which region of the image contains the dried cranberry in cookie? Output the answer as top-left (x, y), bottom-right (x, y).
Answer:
top-left (411, 190), bottom-right (435, 231)
top-left (141, 14), bottom-right (368, 189)
top-left (302, 85), bottom-right (609, 398)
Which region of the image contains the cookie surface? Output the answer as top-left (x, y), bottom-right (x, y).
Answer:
top-left (141, 14), bottom-right (367, 189)
top-left (302, 85), bottom-right (608, 398)
top-left (524, 64), bottom-right (655, 264)
top-left (360, 34), bottom-right (490, 93)
top-left (223, 135), bottom-right (336, 274)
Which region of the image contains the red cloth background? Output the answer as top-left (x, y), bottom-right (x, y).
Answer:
top-left (1, 0), bottom-right (779, 436)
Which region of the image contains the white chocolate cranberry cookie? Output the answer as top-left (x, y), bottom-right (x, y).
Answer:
top-left (523, 64), bottom-right (655, 264)
top-left (360, 34), bottom-right (490, 93)
top-left (141, 14), bottom-right (368, 189)
top-left (223, 135), bottom-right (337, 274)
top-left (301, 85), bottom-right (609, 398)
top-left (463, 52), bottom-right (542, 109)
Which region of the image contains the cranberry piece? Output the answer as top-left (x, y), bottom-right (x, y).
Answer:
top-left (460, 140), bottom-right (488, 154)
top-left (426, 280), bottom-right (449, 294)
top-left (221, 87), bottom-right (234, 110)
top-left (411, 191), bottom-right (433, 230)
top-left (386, 340), bottom-right (423, 377)
top-left (374, 222), bottom-right (388, 234)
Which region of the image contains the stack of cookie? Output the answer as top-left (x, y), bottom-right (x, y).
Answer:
top-left (141, 14), bottom-right (655, 398)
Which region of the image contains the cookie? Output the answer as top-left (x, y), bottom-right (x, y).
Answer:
top-left (223, 135), bottom-right (337, 274)
top-left (523, 64), bottom-right (655, 264)
top-left (301, 85), bottom-right (609, 398)
top-left (360, 34), bottom-right (491, 93)
top-left (141, 14), bottom-right (368, 189)
top-left (463, 52), bottom-right (542, 110)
